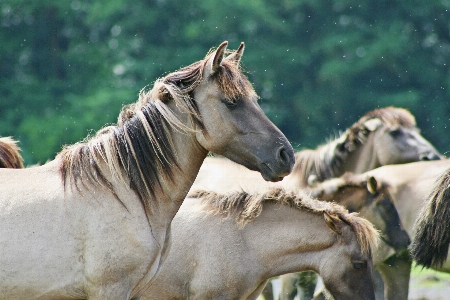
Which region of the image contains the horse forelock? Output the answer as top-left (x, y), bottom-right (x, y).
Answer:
top-left (0, 137), bottom-right (24, 169)
top-left (211, 59), bottom-right (257, 104)
top-left (341, 212), bottom-right (380, 257)
top-left (189, 187), bottom-right (379, 255)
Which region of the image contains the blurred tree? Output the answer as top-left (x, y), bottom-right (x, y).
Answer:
top-left (1, 0), bottom-right (449, 164)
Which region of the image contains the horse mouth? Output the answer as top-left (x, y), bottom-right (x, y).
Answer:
top-left (260, 163), bottom-right (285, 182)
top-left (419, 152), bottom-right (443, 161)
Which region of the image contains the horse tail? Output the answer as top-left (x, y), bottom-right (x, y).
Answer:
top-left (410, 167), bottom-right (450, 268)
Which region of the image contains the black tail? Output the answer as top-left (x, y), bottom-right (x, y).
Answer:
top-left (410, 167), bottom-right (450, 268)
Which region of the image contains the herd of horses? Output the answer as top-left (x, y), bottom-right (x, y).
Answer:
top-left (0, 41), bottom-right (449, 300)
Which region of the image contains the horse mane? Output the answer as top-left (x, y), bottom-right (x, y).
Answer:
top-left (292, 107), bottom-right (417, 185)
top-left (189, 187), bottom-right (379, 256)
top-left (307, 174), bottom-right (360, 200)
top-left (0, 137), bottom-right (24, 169)
top-left (58, 47), bottom-right (255, 217)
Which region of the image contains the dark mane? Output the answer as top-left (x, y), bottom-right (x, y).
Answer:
top-left (0, 137), bottom-right (24, 169)
top-left (58, 46), bottom-right (255, 217)
top-left (189, 187), bottom-right (379, 255)
top-left (411, 167), bottom-right (450, 268)
top-left (292, 107), bottom-right (417, 186)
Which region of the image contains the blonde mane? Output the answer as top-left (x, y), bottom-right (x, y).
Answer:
top-left (0, 137), bottom-right (24, 169)
top-left (292, 107), bottom-right (417, 185)
top-left (189, 187), bottom-right (379, 256)
top-left (58, 47), bottom-right (255, 217)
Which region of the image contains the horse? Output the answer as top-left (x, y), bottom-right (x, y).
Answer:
top-left (284, 106), bottom-right (442, 190)
top-left (411, 165), bottom-right (450, 270)
top-left (307, 173), bottom-right (411, 253)
top-left (0, 41), bottom-right (295, 300)
top-left (300, 172), bottom-right (415, 300)
top-left (142, 188), bottom-right (379, 300)
top-left (278, 106), bottom-right (442, 300)
top-left (189, 106), bottom-right (442, 300)
top-left (0, 137), bottom-right (24, 168)
top-left (321, 159), bottom-right (450, 300)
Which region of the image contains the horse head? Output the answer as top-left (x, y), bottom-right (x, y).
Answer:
top-left (310, 173), bottom-right (411, 251)
top-left (361, 107), bottom-right (442, 165)
top-left (318, 211), bottom-right (377, 300)
top-left (192, 41), bottom-right (295, 181)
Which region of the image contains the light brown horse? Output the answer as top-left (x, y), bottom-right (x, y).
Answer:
top-left (142, 188), bottom-right (379, 300)
top-left (285, 106), bottom-right (442, 190)
top-left (411, 164), bottom-right (450, 270)
top-left (0, 41), bottom-right (295, 300)
top-left (0, 137), bottom-right (24, 168)
top-left (328, 160), bottom-right (450, 300)
top-left (303, 172), bottom-right (415, 300)
top-left (279, 107), bottom-right (442, 300)
top-left (308, 174), bottom-right (410, 253)
top-left (189, 107), bottom-right (442, 300)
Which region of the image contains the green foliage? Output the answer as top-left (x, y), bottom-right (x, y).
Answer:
top-left (1, 0), bottom-right (450, 164)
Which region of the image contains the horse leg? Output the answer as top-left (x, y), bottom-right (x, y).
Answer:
top-left (377, 250), bottom-right (411, 300)
top-left (297, 271), bottom-right (318, 300)
top-left (261, 280), bottom-right (274, 300)
top-left (280, 273), bottom-right (299, 300)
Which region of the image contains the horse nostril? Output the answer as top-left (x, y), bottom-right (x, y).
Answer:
top-left (419, 154), bottom-right (430, 161)
top-left (278, 147), bottom-right (289, 165)
top-left (420, 153), bottom-right (441, 161)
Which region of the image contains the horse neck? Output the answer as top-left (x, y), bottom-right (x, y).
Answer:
top-left (339, 132), bottom-right (380, 174)
top-left (107, 103), bottom-right (208, 229)
top-left (148, 106), bottom-right (208, 222)
top-left (243, 203), bottom-right (336, 278)
top-left (163, 125), bottom-right (208, 203)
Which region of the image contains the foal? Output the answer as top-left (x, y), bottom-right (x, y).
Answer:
top-left (143, 188), bottom-right (379, 300)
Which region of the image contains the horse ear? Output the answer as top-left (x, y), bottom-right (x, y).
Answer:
top-left (323, 212), bottom-right (342, 235)
top-left (226, 42), bottom-right (245, 64)
top-left (212, 41), bottom-right (228, 73)
top-left (364, 118), bottom-right (382, 131)
top-left (307, 174), bottom-right (318, 187)
top-left (367, 176), bottom-right (378, 194)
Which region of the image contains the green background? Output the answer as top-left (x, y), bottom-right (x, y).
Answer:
top-left (1, 0), bottom-right (450, 164)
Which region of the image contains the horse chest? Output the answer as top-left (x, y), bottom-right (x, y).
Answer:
top-left (81, 211), bottom-right (171, 296)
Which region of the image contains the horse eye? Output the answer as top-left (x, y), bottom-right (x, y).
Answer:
top-left (224, 101), bottom-right (238, 109)
top-left (352, 261), bottom-right (366, 270)
top-left (389, 129), bottom-right (402, 137)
